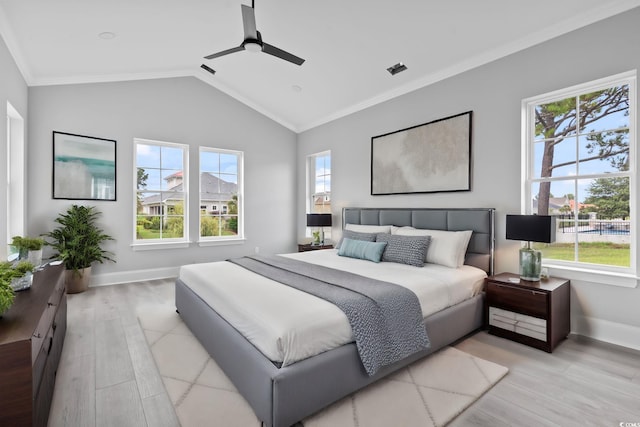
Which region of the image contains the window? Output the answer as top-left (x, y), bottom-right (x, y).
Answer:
top-left (199, 147), bottom-right (243, 241)
top-left (6, 102), bottom-right (25, 260)
top-left (134, 138), bottom-right (188, 244)
top-left (523, 71), bottom-right (636, 277)
top-left (308, 151), bottom-right (331, 214)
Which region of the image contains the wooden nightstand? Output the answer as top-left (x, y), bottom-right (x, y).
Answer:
top-left (297, 243), bottom-right (334, 252)
top-left (485, 272), bottom-right (570, 352)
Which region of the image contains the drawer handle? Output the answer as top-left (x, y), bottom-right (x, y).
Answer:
top-left (47, 337), bottom-right (53, 355)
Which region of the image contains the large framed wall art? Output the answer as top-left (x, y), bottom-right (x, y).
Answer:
top-left (371, 111), bottom-right (472, 195)
top-left (52, 131), bottom-right (117, 201)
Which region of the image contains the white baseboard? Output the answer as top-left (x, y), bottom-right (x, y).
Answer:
top-left (90, 266), bottom-right (180, 287)
top-left (573, 315), bottom-right (640, 352)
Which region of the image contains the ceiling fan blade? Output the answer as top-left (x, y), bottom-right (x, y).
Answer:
top-left (204, 45), bottom-right (245, 60)
top-left (241, 4), bottom-right (258, 40)
top-left (262, 43), bottom-right (305, 65)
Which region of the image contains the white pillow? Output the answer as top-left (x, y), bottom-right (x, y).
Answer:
top-left (394, 227), bottom-right (473, 268)
top-left (391, 225), bottom-right (412, 235)
top-left (345, 223), bottom-right (392, 234)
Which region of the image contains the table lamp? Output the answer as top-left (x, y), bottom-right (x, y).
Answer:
top-left (506, 214), bottom-right (556, 281)
top-left (306, 214), bottom-right (332, 245)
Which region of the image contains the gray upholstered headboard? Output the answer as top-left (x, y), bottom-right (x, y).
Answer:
top-left (342, 207), bottom-right (495, 275)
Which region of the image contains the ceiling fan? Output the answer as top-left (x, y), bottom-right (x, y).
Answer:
top-left (204, 0), bottom-right (305, 66)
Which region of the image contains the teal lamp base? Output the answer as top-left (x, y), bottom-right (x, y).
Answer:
top-left (519, 246), bottom-right (542, 281)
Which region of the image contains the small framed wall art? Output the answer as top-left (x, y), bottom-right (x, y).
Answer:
top-left (371, 111), bottom-right (472, 195)
top-left (52, 131), bottom-right (117, 201)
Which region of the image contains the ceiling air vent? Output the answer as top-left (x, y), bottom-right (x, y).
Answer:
top-left (200, 64), bottom-right (216, 75)
top-left (386, 62), bottom-right (407, 76)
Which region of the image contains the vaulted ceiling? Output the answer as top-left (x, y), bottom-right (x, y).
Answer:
top-left (1, 0), bottom-right (639, 132)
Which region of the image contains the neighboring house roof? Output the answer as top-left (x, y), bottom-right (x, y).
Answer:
top-left (141, 172), bottom-right (237, 205)
top-left (531, 196), bottom-right (595, 213)
top-left (569, 199), bottom-right (595, 211)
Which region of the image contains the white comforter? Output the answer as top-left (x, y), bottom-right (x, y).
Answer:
top-left (178, 249), bottom-right (486, 367)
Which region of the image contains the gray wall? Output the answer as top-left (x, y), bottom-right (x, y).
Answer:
top-left (0, 35), bottom-right (28, 259)
top-left (28, 77), bottom-right (297, 281)
top-left (297, 8), bottom-right (640, 347)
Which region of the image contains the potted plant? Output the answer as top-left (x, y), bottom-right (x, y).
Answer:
top-left (9, 260), bottom-right (36, 291)
top-left (11, 236), bottom-right (46, 266)
top-left (43, 205), bottom-right (115, 294)
top-left (0, 261), bottom-right (35, 315)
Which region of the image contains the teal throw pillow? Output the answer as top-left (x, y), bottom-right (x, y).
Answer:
top-left (338, 238), bottom-right (387, 263)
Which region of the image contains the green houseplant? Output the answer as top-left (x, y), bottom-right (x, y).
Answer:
top-left (0, 261), bottom-right (35, 315)
top-left (43, 205), bottom-right (115, 293)
top-left (0, 263), bottom-right (16, 316)
top-left (11, 235), bottom-right (46, 266)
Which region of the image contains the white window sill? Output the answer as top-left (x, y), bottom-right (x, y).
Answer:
top-left (131, 241), bottom-right (191, 251)
top-left (544, 263), bottom-right (638, 288)
top-left (198, 238), bottom-right (246, 247)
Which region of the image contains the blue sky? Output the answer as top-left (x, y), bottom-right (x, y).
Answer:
top-left (136, 144), bottom-right (239, 191)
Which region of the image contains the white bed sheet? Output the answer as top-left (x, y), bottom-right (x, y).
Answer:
top-left (178, 249), bottom-right (486, 367)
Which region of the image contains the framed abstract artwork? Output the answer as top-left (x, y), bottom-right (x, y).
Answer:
top-left (52, 131), bottom-right (117, 201)
top-left (371, 111), bottom-right (472, 195)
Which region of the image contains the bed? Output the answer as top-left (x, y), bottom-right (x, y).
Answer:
top-left (175, 207), bottom-right (495, 427)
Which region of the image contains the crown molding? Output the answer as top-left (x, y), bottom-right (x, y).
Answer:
top-left (2, 0), bottom-right (639, 133)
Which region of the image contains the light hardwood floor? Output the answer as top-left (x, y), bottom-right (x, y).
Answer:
top-left (48, 279), bottom-right (640, 426)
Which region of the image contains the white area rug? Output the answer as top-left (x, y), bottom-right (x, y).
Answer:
top-left (138, 305), bottom-right (508, 427)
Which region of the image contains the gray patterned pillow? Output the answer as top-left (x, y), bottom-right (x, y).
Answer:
top-left (376, 233), bottom-right (431, 267)
top-left (336, 230), bottom-right (379, 249)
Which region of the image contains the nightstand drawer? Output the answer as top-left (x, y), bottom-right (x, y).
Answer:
top-left (486, 282), bottom-right (547, 318)
top-left (488, 307), bottom-right (547, 341)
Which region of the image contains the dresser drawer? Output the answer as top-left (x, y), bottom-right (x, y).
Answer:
top-left (31, 306), bottom-right (54, 364)
top-left (48, 276), bottom-right (65, 307)
top-left (486, 281), bottom-right (548, 318)
top-left (31, 277), bottom-right (65, 363)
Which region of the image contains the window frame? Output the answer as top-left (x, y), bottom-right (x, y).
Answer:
top-left (6, 102), bottom-right (25, 260)
top-left (307, 150), bottom-right (331, 214)
top-left (132, 138), bottom-right (189, 250)
top-left (198, 146), bottom-right (244, 245)
top-left (522, 71), bottom-right (637, 287)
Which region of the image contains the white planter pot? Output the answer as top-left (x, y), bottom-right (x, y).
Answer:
top-left (27, 249), bottom-right (43, 267)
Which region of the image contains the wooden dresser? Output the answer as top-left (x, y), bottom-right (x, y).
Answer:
top-left (0, 263), bottom-right (67, 426)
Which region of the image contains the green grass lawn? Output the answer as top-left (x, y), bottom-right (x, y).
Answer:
top-left (136, 227), bottom-right (236, 239)
top-left (536, 242), bottom-right (630, 267)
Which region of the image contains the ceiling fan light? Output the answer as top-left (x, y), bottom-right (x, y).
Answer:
top-left (244, 41), bottom-right (262, 53)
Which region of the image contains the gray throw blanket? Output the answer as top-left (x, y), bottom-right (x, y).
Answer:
top-left (228, 255), bottom-right (430, 376)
